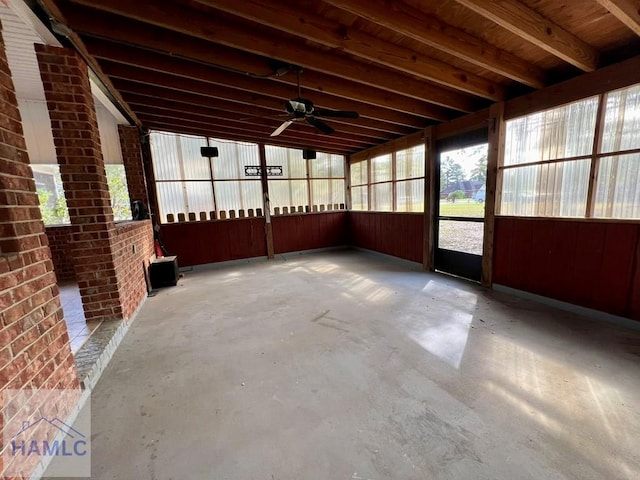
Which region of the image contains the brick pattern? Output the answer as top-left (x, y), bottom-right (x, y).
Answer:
top-left (118, 125), bottom-right (149, 207)
top-left (45, 225), bottom-right (75, 282)
top-left (36, 44), bottom-right (122, 321)
top-left (0, 24), bottom-right (79, 477)
top-left (113, 220), bottom-right (154, 320)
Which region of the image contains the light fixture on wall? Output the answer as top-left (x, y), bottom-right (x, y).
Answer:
top-left (302, 149), bottom-right (316, 159)
top-left (200, 146), bottom-right (219, 157)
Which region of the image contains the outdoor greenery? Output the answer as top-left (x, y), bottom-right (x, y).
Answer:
top-left (37, 187), bottom-right (69, 225)
top-left (36, 165), bottom-right (132, 225)
top-left (470, 155), bottom-right (487, 183)
top-left (439, 199), bottom-right (485, 217)
top-left (106, 165), bottom-right (132, 221)
top-left (440, 156), bottom-right (465, 190)
top-left (447, 189), bottom-right (466, 201)
top-left (440, 144), bottom-right (488, 190)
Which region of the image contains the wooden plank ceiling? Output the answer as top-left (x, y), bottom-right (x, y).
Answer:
top-left (37, 0), bottom-right (640, 155)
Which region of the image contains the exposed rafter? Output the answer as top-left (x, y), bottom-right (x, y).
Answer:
top-left (36, 0), bottom-right (638, 155)
top-left (455, 0), bottom-right (600, 71)
top-left (595, 0), bottom-right (640, 36)
top-left (136, 107), bottom-right (381, 147)
top-left (62, 7), bottom-right (480, 113)
top-left (113, 82), bottom-right (416, 136)
top-left (82, 38), bottom-right (452, 121)
top-left (190, 0), bottom-right (506, 100)
top-left (99, 62), bottom-right (428, 129)
top-left (124, 95), bottom-right (399, 141)
top-left (311, 0), bottom-right (546, 88)
top-left (35, 0), bottom-right (141, 125)
top-left (66, 0), bottom-right (502, 102)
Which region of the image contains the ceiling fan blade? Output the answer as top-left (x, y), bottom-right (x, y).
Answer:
top-left (314, 109), bottom-right (359, 119)
top-left (270, 120), bottom-right (294, 137)
top-left (306, 116), bottom-right (334, 135)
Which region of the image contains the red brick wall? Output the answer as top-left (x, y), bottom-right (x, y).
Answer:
top-left (0, 23), bottom-right (79, 476)
top-left (45, 225), bottom-right (75, 282)
top-left (118, 125), bottom-right (149, 206)
top-left (36, 44), bottom-right (123, 321)
top-left (113, 220), bottom-right (154, 320)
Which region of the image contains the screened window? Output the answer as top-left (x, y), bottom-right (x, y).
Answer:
top-left (212, 139), bottom-right (262, 217)
top-left (593, 84), bottom-right (640, 219)
top-left (266, 146), bottom-right (346, 214)
top-left (594, 153), bottom-right (640, 218)
top-left (500, 97), bottom-right (598, 217)
top-left (267, 145), bottom-right (308, 214)
top-left (350, 160), bottom-right (368, 211)
top-left (369, 154), bottom-right (393, 212)
top-left (499, 83), bottom-right (640, 219)
top-left (151, 131), bottom-right (345, 222)
top-left (152, 132), bottom-right (216, 222)
top-left (310, 153), bottom-right (345, 211)
top-left (395, 145), bottom-right (425, 212)
top-left (349, 143), bottom-right (425, 212)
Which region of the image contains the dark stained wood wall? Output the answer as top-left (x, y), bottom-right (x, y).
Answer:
top-left (272, 212), bottom-right (348, 254)
top-left (349, 212), bottom-right (424, 264)
top-left (161, 212), bottom-right (349, 266)
top-left (494, 217), bottom-right (640, 321)
top-left (161, 218), bottom-right (267, 266)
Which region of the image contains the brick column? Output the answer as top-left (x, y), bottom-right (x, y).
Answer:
top-left (36, 45), bottom-right (122, 321)
top-left (0, 24), bottom-right (79, 400)
top-left (118, 125), bottom-right (149, 207)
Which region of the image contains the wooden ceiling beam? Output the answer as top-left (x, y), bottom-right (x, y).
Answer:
top-left (34, 0), bottom-right (141, 125)
top-left (99, 61), bottom-right (429, 129)
top-left (82, 38), bottom-right (451, 121)
top-left (323, 0), bottom-right (545, 88)
top-left (455, 0), bottom-right (600, 71)
top-left (139, 115), bottom-right (371, 152)
top-left (83, 27), bottom-right (468, 121)
top-left (64, 0), bottom-right (494, 105)
top-left (141, 113), bottom-right (366, 150)
top-left (595, 0), bottom-right (640, 36)
top-left (190, 0), bottom-right (505, 100)
top-left (145, 123), bottom-right (354, 156)
top-left (114, 80), bottom-right (416, 136)
top-left (125, 96), bottom-right (399, 141)
top-left (133, 104), bottom-right (390, 145)
top-left (65, 9), bottom-right (479, 113)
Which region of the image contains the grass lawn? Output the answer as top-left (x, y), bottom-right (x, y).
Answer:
top-left (439, 200), bottom-right (485, 217)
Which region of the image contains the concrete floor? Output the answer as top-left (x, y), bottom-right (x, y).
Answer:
top-left (49, 250), bottom-right (640, 479)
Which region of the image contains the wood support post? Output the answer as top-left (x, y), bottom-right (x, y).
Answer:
top-left (259, 143), bottom-right (275, 259)
top-left (423, 127), bottom-right (436, 271)
top-left (482, 102), bottom-right (505, 287)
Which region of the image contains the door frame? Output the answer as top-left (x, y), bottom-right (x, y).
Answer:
top-left (433, 128), bottom-right (489, 281)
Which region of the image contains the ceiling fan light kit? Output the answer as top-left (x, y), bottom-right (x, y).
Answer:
top-left (270, 69), bottom-right (359, 137)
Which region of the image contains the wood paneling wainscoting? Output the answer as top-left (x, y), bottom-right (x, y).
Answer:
top-left (349, 212), bottom-right (424, 264)
top-left (494, 217), bottom-right (640, 321)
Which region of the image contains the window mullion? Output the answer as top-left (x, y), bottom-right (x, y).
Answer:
top-left (585, 93), bottom-right (607, 218)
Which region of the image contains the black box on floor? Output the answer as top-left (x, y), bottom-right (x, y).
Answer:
top-left (149, 256), bottom-right (179, 288)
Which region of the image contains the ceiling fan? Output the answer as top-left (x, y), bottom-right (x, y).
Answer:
top-left (271, 69), bottom-right (359, 137)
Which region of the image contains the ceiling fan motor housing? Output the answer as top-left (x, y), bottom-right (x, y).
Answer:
top-left (286, 98), bottom-right (314, 117)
